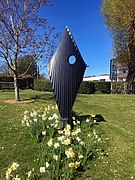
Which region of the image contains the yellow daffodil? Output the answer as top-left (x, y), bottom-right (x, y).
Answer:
top-left (62, 138), bottom-right (71, 145)
top-left (27, 170), bottom-right (32, 178)
top-left (53, 154), bottom-right (58, 161)
top-left (24, 110), bottom-right (29, 115)
top-left (91, 114), bottom-right (96, 118)
top-left (47, 105), bottom-right (50, 110)
top-left (11, 162), bottom-right (19, 171)
top-left (64, 131), bottom-right (71, 137)
top-left (65, 148), bottom-right (75, 158)
top-left (58, 130), bottom-right (63, 134)
top-left (64, 124), bottom-right (71, 131)
top-left (13, 175), bottom-right (20, 180)
top-left (42, 113), bottom-right (46, 120)
top-left (75, 161), bottom-right (80, 169)
top-left (68, 162), bottom-right (74, 168)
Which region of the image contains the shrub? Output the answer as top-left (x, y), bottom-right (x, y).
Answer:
top-left (18, 76), bottom-right (34, 89)
top-left (78, 81), bottom-right (95, 94)
top-left (111, 82), bottom-right (125, 94)
top-left (94, 82), bottom-right (111, 94)
top-left (34, 79), bottom-right (53, 92)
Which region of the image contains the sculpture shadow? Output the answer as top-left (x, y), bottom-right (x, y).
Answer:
top-left (68, 112), bottom-right (106, 129)
top-left (79, 114), bottom-right (106, 123)
top-left (30, 94), bottom-right (55, 101)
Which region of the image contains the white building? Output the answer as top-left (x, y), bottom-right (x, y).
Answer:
top-left (83, 74), bottom-right (111, 82)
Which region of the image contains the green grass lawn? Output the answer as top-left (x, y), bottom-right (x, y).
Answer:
top-left (0, 90), bottom-right (135, 179)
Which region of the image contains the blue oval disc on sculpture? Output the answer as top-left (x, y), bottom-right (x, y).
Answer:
top-left (48, 26), bottom-right (87, 129)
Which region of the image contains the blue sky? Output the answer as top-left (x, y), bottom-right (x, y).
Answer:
top-left (40, 0), bottom-right (113, 76)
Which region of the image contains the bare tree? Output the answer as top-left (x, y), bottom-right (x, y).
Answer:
top-left (0, 0), bottom-right (60, 101)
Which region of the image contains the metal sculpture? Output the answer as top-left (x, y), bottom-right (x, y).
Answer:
top-left (48, 26), bottom-right (87, 129)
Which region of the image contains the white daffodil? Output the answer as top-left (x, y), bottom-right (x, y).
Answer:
top-left (54, 143), bottom-right (60, 149)
top-left (77, 121), bottom-right (80, 124)
top-left (27, 170), bottom-right (32, 178)
top-left (86, 119), bottom-right (90, 123)
top-left (33, 118), bottom-right (37, 122)
top-left (46, 162), bottom-right (50, 168)
top-left (42, 131), bottom-right (46, 136)
top-left (78, 154), bottom-right (84, 159)
top-left (53, 113), bottom-right (58, 119)
top-left (57, 135), bottom-right (65, 142)
top-left (76, 137), bottom-right (81, 142)
top-left (11, 162), bottom-right (19, 171)
top-left (53, 155), bottom-right (58, 161)
top-left (40, 166), bottom-right (45, 173)
top-left (47, 138), bottom-right (53, 147)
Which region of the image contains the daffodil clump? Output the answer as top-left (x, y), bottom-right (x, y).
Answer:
top-left (6, 162), bottom-right (34, 180)
top-left (22, 105), bottom-right (60, 142)
top-left (38, 118), bottom-right (100, 180)
top-left (6, 162), bottom-right (20, 180)
top-left (6, 106), bottom-right (103, 180)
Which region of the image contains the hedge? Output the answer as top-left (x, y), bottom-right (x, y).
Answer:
top-left (79, 81), bottom-right (111, 94)
top-left (78, 81), bottom-right (95, 94)
top-left (0, 74), bottom-right (34, 89)
top-left (0, 82), bottom-right (14, 90)
top-left (34, 79), bottom-right (53, 92)
top-left (111, 82), bottom-right (126, 94)
top-left (94, 81), bottom-right (111, 94)
top-left (34, 79), bottom-right (111, 94)
top-left (0, 74), bottom-right (14, 82)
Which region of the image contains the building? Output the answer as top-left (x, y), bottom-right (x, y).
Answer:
top-left (116, 62), bottom-right (128, 81)
top-left (110, 59), bottom-right (117, 80)
top-left (110, 59), bottom-right (128, 81)
top-left (83, 74), bottom-right (111, 82)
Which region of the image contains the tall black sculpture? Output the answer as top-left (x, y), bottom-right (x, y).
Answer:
top-left (48, 26), bottom-right (87, 129)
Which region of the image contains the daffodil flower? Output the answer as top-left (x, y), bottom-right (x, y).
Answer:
top-left (40, 167), bottom-right (45, 173)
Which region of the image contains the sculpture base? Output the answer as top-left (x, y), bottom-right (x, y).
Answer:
top-left (61, 118), bottom-right (68, 130)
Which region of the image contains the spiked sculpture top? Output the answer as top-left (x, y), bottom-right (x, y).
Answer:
top-left (48, 26), bottom-right (87, 128)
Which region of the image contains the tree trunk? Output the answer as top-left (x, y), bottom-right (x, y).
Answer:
top-left (14, 72), bottom-right (20, 101)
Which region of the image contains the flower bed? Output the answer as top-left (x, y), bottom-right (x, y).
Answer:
top-left (6, 106), bottom-right (103, 180)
